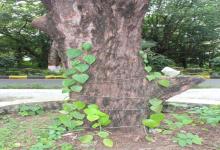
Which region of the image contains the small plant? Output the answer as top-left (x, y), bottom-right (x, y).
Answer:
top-left (142, 98), bottom-right (165, 129)
top-left (190, 106), bottom-right (220, 126)
top-left (18, 104), bottom-right (44, 116)
top-left (62, 42), bottom-right (96, 93)
top-left (61, 143), bottom-right (75, 150)
top-left (173, 132), bottom-right (202, 147)
top-left (164, 114), bottom-right (193, 130)
top-left (139, 50), bottom-right (170, 88)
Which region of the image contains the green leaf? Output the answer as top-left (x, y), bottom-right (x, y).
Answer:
top-left (63, 103), bottom-right (77, 112)
top-left (145, 66), bottom-right (152, 73)
top-left (72, 120), bottom-right (84, 126)
top-left (71, 111), bottom-right (85, 120)
top-left (84, 108), bottom-right (98, 115)
top-left (62, 88), bottom-right (71, 93)
top-left (142, 119), bottom-right (160, 128)
top-left (61, 143), bottom-right (74, 150)
top-left (73, 101), bottom-right (86, 110)
top-left (71, 85), bottom-right (83, 92)
top-left (150, 105), bottom-right (163, 113)
top-left (98, 131), bottom-right (109, 138)
top-left (103, 139), bottom-right (113, 148)
top-left (75, 64), bottom-right (89, 73)
top-left (149, 98), bottom-right (163, 106)
top-left (79, 135), bottom-right (93, 144)
top-left (178, 139), bottom-right (187, 147)
top-left (87, 115), bottom-right (100, 122)
top-left (150, 113), bottom-right (165, 122)
top-left (83, 55), bottom-right (96, 65)
top-left (92, 123), bottom-right (100, 128)
top-left (67, 48), bottom-right (83, 59)
top-left (81, 42), bottom-right (93, 51)
top-left (63, 79), bottom-right (76, 87)
top-left (146, 74), bottom-right (156, 81)
top-left (73, 74), bottom-right (89, 84)
top-left (63, 69), bottom-right (77, 78)
top-left (192, 135), bottom-right (202, 145)
top-left (153, 72), bottom-right (162, 78)
top-left (98, 116), bottom-right (111, 126)
top-left (88, 104), bottom-right (99, 109)
top-left (71, 60), bottom-right (81, 66)
top-left (158, 79), bottom-right (170, 88)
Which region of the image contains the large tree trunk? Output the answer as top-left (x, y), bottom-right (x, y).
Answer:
top-left (32, 0), bottom-right (202, 128)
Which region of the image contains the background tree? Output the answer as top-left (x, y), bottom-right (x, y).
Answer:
top-left (142, 0), bottom-right (220, 68)
top-left (0, 0), bottom-right (50, 68)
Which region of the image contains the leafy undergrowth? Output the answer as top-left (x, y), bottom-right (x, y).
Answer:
top-left (0, 107), bottom-right (220, 150)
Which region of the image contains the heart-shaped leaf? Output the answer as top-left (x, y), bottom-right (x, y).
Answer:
top-left (63, 69), bottom-right (77, 78)
top-left (150, 113), bottom-right (165, 122)
top-left (146, 74), bottom-right (156, 81)
top-left (79, 135), bottom-right (93, 144)
top-left (71, 111), bottom-right (85, 120)
top-left (103, 139), bottom-right (113, 148)
top-left (75, 64), bottom-right (89, 73)
top-left (98, 131), bottom-right (109, 138)
top-left (150, 105), bottom-right (163, 113)
top-left (149, 98), bottom-right (163, 106)
top-left (73, 101), bottom-right (86, 110)
top-left (87, 115), bottom-right (100, 122)
top-left (73, 74), bottom-right (89, 84)
top-left (71, 60), bottom-right (81, 66)
top-left (63, 79), bottom-right (76, 87)
top-left (81, 42), bottom-right (93, 51)
top-left (62, 88), bottom-right (71, 93)
top-left (158, 79), bottom-right (170, 88)
top-left (142, 119), bottom-right (160, 128)
top-left (71, 85), bottom-right (83, 92)
top-left (83, 55), bottom-right (96, 65)
top-left (66, 48), bottom-right (82, 58)
top-left (145, 66), bottom-right (152, 73)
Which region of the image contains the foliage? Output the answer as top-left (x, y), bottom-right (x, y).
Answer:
top-left (18, 104), bottom-right (44, 116)
top-left (164, 114), bottom-right (193, 130)
top-left (190, 106), bottom-right (220, 126)
top-left (143, 0), bottom-right (220, 68)
top-left (0, 0), bottom-right (50, 68)
top-left (62, 42), bottom-right (96, 93)
top-left (141, 42), bottom-right (175, 70)
top-left (211, 57), bottom-right (220, 72)
top-left (61, 143), bottom-right (75, 150)
top-left (142, 98), bottom-right (165, 129)
top-left (0, 52), bottom-right (17, 69)
top-left (173, 132), bottom-right (202, 147)
top-left (139, 50), bottom-right (170, 87)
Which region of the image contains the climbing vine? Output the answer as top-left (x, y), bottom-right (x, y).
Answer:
top-left (62, 42), bottom-right (96, 93)
top-left (139, 50), bottom-right (171, 138)
top-left (60, 43), bottom-right (113, 148)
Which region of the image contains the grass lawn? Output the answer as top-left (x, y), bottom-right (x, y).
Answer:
top-left (0, 105), bottom-right (219, 150)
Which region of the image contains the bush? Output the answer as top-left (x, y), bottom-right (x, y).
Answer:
top-left (0, 53), bottom-right (17, 69)
top-left (141, 40), bottom-right (175, 71)
top-left (211, 57), bottom-right (220, 72)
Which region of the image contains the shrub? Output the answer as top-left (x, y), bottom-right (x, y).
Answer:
top-left (211, 57), bottom-right (220, 72)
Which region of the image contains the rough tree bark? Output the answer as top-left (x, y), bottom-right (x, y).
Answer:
top-left (32, 0), bottom-right (202, 127)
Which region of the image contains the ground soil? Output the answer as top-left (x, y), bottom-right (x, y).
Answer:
top-left (0, 111), bottom-right (219, 150)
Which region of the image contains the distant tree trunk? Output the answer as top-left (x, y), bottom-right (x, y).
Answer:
top-left (32, 0), bottom-right (202, 127)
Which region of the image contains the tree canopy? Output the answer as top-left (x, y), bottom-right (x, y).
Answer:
top-left (0, 0), bottom-right (49, 68)
top-left (142, 0), bottom-right (220, 68)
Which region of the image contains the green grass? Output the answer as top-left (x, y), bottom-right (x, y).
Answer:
top-left (0, 84), bottom-right (62, 89)
top-left (0, 112), bottom-right (58, 150)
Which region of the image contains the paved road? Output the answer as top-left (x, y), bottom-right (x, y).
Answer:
top-left (0, 79), bottom-right (63, 89)
top-left (0, 79), bottom-right (219, 89)
top-left (196, 79), bottom-right (220, 88)
top-left (167, 89), bottom-right (220, 105)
